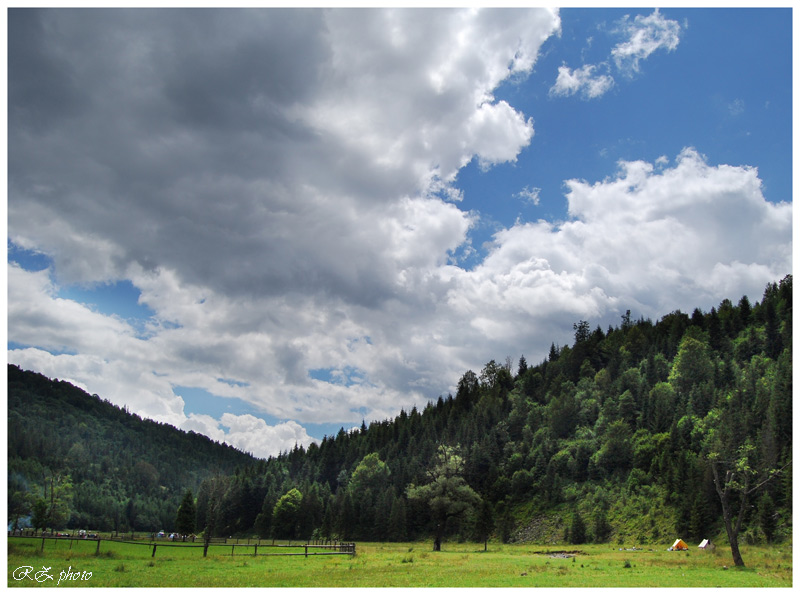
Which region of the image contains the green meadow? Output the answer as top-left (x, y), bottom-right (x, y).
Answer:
top-left (7, 537), bottom-right (792, 588)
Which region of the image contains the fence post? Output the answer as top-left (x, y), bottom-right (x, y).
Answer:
top-left (95, 539), bottom-right (101, 556)
top-left (152, 544), bottom-right (157, 558)
top-left (304, 545), bottom-right (308, 558)
top-left (254, 544), bottom-right (258, 557)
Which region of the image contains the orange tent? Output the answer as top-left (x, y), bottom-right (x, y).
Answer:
top-left (670, 539), bottom-right (689, 551)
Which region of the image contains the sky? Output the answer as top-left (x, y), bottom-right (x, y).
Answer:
top-left (6, 6), bottom-right (794, 459)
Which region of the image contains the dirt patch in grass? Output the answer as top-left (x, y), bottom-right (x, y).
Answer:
top-left (532, 550), bottom-right (586, 557)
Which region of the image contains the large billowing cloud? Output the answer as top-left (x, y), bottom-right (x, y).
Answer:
top-left (443, 148), bottom-right (791, 357)
top-left (9, 8), bottom-right (556, 301)
top-left (7, 8), bottom-right (791, 458)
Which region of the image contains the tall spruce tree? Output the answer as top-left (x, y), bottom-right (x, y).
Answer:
top-left (569, 511), bottom-right (587, 544)
top-left (175, 490), bottom-right (196, 539)
top-left (475, 498), bottom-right (495, 551)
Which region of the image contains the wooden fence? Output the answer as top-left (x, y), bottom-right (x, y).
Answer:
top-left (9, 535), bottom-right (356, 558)
top-left (227, 542), bottom-right (356, 557)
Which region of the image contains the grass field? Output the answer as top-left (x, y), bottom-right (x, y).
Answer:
top-left (7, 536), bottom-right (792, 588)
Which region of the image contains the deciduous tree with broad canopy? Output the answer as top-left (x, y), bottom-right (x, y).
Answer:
top-left (272, 488), bottom-right (303, 540)
top-left (406, 444), bottom-right (481, 551)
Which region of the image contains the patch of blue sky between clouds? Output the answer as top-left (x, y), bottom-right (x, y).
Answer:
top-left (304, 417), bottom-right (370, 442)
top-left (351, 405), bottom-right (369, 418)
top-left (9, 240), bottom-right (158, 337)
top-left (177, 385), bottom-right (347, 445)
top-left (217, 377), bottom-right (250, 388)
top-left (8, 241), bottom-right (52, 271)
top-left (58, 281), bottom-right (156, 327)
top-left (177, 385), bottom-right (270, 422)
top-left (304, 421), bottom-right (355, 441)
top-left (309, 366), bottom-right (370, 387)
top-left (454, 156), bottom-right (566, 270)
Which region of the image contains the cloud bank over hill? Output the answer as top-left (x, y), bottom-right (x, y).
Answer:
top-left (7, 8), bottom-right (791, 458)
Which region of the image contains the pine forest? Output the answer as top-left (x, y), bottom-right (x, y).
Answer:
top-left (7, 275), bottom-right (792, 554)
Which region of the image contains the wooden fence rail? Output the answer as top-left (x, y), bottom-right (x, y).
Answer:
top-left (227, 542), bottom-right (356, 557)
top-left (8, 535), bottom-right (355, 559)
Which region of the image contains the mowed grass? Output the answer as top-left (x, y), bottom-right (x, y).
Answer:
top-left (7, 537), bottom-right (792, 588)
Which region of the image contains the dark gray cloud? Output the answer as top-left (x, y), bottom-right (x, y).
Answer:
top-left (9, 8), bottom-right (482, 308)
top-left (8, 9), bottom-right (88, 130)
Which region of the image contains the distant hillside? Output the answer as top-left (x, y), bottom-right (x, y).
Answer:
top-left (7, 275), bottom-right (792, 549)
top-left (7, 365), bottom-right (259, 532)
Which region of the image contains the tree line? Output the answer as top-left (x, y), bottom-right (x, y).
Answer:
top-left (8, 276), bottom-right (791, 565)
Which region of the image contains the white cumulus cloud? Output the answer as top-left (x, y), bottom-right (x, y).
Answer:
top-left (611, 8), bottom-right (682, 75)
top-left (550, 63), bottom-right (615, 99)
top-left (551, 8), bottom-right (682, 100)
top-left (448, 148), bottom-right (791, 352)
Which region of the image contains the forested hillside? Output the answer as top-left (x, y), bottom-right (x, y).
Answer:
top-left (7, 366), bottom-right (257, 533)
top-left (192, 275), bottom-right (792, 548)
top-left (8, 276), bottom-right (792, 551)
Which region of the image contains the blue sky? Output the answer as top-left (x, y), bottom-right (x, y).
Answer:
top-left (456, 8), bottom-right (792, 266)
top-left (7, 7), bottom-right (793, 457)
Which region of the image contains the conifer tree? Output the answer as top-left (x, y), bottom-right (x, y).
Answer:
top-left (592, 508), bottom-right (611, 543)
top-left (758, 491), bottom-right (777, 543)
top-left (387, 495), bottom-right (407, 541)
top-left (569, 511), bottom-right (586, 544)
top-left (517, 355), bottom-right (528, 377)
top-left (175, 490), bottom-right (196, 538)
top-left (475, 498), bottom-right (495, 551)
